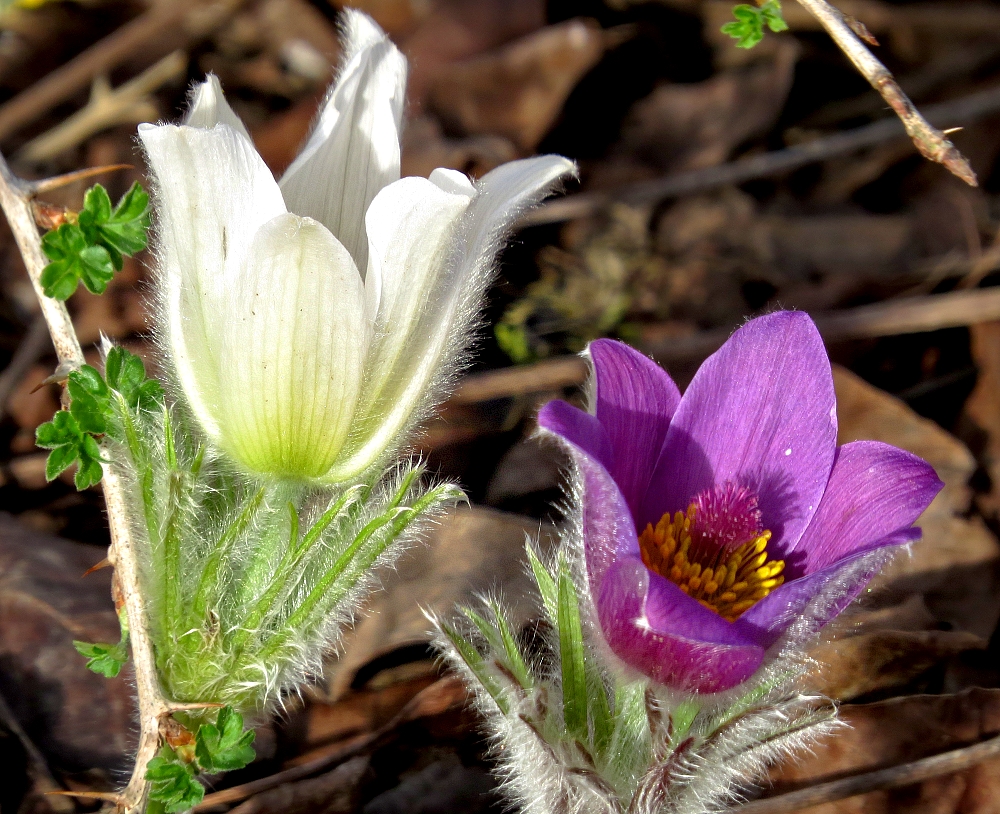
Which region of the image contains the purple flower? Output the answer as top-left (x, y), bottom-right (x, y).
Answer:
top-left (538, 312), bottom-right (943, 693)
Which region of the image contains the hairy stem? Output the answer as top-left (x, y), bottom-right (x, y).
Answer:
top-left (0, 152), bottom-right (163, 814)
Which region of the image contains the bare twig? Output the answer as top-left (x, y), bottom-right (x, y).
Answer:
top-left (793, 0), bottom-right (974, 185)
top-left (17, 51), bottom-right (188, 163)
top-left (524, 85), bottom-right (1000, 227)
top-left (0, 0), bottom-right (249, 144)
top-left (0, 152), bottom-right (167, 814)
top-left (736, 732), bottom-right (1000, 813)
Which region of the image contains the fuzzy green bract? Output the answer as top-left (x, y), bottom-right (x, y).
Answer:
top-left (40, 181), bottom-right (150, 299)
top-left (437, 544), bottom-right (838, 814)
top-left (721, 0), bottom-right (789, 48)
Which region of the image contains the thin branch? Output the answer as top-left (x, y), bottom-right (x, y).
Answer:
top-left (523, 84), bottom-right (1000, 227)
top-left (736, 732), bottom-right (1000, 814)
top-left (793, 0), bottom-right (975, 185)
top-left (16, 51), bottom-right (188, 163)
top-left (0, 151), bottom-right (167, 814)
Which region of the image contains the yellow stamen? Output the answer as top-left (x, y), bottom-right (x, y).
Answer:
top-left (637, 503), bottom-right (784, 622)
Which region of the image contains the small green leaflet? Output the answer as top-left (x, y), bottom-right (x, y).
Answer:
top-left (40, 182), bottom-right (150, 299)
top-left (146, 753), bottom-right (205, 813)
top-left (35, 348), bottom-right (163, 490)
top-left (73, 609), bottom-right (129, 678)
top-left (721, 0), bottom-right (788, 48)
top-left (73, 640), bottom-right (128, 677)
top-left (35, 410), bottom-right (104, 489)
top-left (105, 345), bottom-right (164, 412)
top-left (195, 707), bottom-right (256, 772)
top-left (145, 708), bottom-right (254, 812)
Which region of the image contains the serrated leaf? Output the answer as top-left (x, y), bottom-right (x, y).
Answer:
top-left (106, 346), bottom-right (163, 412)
top-left (761, 0), bottom-right (789, 32)
top-left (35, 410), bottom-right (105, 489)
top-left (195, 707), bottom-right (256, 772)
top-left (721, 3), bottom-right (766, 48)
top-left (146, 754), bottom-right (204, 813)
top-left (557, 560), bottom-right (588, 741)
top-left (73, 640), bottom-right (127, 677)
top-left (44, 444), bottom-right (78, 480)
top-left (80, 184), bottom-right (112, 226)
top-left (39, 183), bottom-right (150, 300)
top-left (67, 365), bottom-right (111, 434)
top-left (97, 182), bottom-right (150, 259)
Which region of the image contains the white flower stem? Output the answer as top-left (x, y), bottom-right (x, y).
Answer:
top-left (0, 152), bottom-right (163, 813)
top-left (793, 0), bottom-right (976, 186)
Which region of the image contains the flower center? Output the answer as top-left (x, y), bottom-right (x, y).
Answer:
top-left (637, 483), bottom-right (785, 622)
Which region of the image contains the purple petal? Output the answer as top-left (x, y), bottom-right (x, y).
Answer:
top-left (537, 400), bottom-right (612, 473)
top-left (566, 439), bottom-right (764, 693)
top-left (597, 558), bottom-right (764, 692)
top-left (590, 339), bottom-right (681, 516)
top-left (788, 440), bottom-right (943, 574)
top-left (568, 433), bottom-right (641, 585)
top-left (734, 533), bottom-right (910, 646)
top-left (642, 311), bottom-right (837, 551)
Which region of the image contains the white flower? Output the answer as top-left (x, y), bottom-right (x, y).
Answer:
top-left (139, 12), bottom-right (575, 483)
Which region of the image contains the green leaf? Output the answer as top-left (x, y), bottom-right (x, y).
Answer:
top-left (607, 681), bottom-right (651, 790)
top-left (35, 410), bottom-right (105, 488)
top-left (40, 222), bottom-right (116, 297)
top-left (527, 544), bottom-right (558, 621)
top-left (439, 617), bottom-right (510, 714)
top-left (85, 182), bottom-right (150, 264)
top-left (105, 346), bottom-right (163, 412)
top-left (72, 640), bottom-right (127, 677)
top-left (195, 707), bottom-right (256, 772)
top-left (557, 559), bottom-right (588, 741)
top-left (761, 0), bottom-right (789, 32)
top-left (67, 365), bottom-right (111, 434)
top-left (146, 754), bottom-right (204, 813)
top-left (720, 0), bottom-right (768, 48)
top-left (39, 183), bottom-right (150, 300)
top-left (488, 600), bottom-right (533, 689)
top-left (670, 698), bottom-right (700, 745)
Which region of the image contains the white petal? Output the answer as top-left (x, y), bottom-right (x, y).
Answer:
top-left (429, 167), bottom-right (475, 197)
top-left (214, 214), bottom-right (369, 479)
top-left (328, 157), bottom-right (576, 479)
top-left (184, 75), bottom-right (252, 141)
top-left (138, 122), bottom-right (285, 440)
top-left (325, 176), bottom-right (472, 479)
top-left (279, 10), bottom-right (406, 275)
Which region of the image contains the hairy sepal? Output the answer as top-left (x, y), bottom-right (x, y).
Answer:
top-left (433, 534), bottom-right (842, 814)
top-left (103, 376), bottom-right (460, 713)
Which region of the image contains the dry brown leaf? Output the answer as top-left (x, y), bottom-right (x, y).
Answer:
top-left (427, 19), bottom-right (612, 153)
top-left (767, 688), bottom-right (1000, 813)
